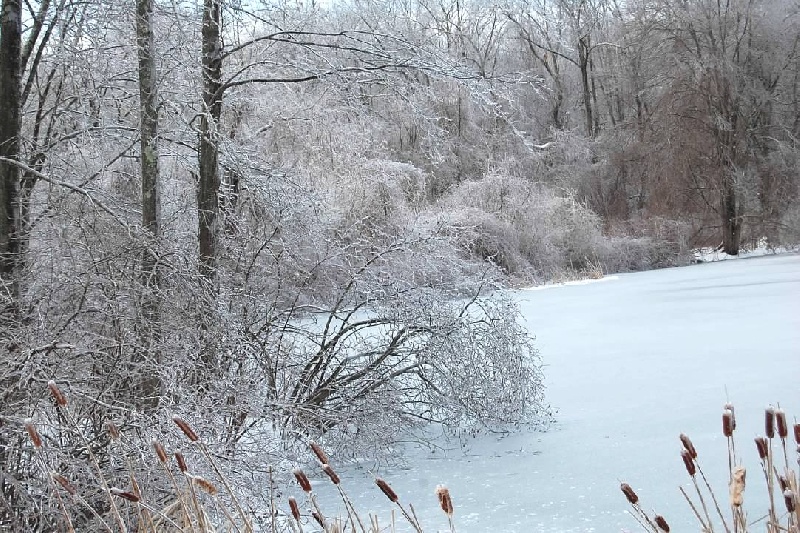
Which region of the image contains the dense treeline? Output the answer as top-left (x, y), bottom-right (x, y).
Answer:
top-left (0, 0), bottom-right (798, 529)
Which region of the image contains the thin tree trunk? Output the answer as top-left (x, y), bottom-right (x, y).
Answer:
top-left (198, 0), bottom-right (222, 282)
top-left (578, 36), bottom-right (594, 138)
top-left (0, 0), bottom-right (23, 317)
top-left (721, 173), bottom-right (741, 255)
top-left (136, 0), bottom-right (161, 405)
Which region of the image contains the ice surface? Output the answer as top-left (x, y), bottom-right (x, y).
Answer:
top-left (312, 254), bottom-right (800, 532)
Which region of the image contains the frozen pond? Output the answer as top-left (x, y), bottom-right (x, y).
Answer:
top-left (313, 253), bottom-right (800, 532)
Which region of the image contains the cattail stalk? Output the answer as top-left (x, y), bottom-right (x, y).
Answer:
top-left (46, 383), bottom-right (127, 533)
top-left (680, 485), bottom-right (711, 532)
top-left (620, 483), bottom-right (659, 532)
top-left (24, 419), bottom-right (42, 449)
top-left (52, 472), bottom-right (114, 532)
top-left (436, 486), bottom-right (456, 533)
top-left (288, 497), bottom-right (304, 533)
top-left (375, 478), bottom-right (422, 533)
top-left (322, 463), bottom-right (365, 533)
top-left (181, 426), bottom-right (253, 533)
top-left (152, 441), bottom-right (194, 531)
top-left (310, 442), bottom-right (330, 465)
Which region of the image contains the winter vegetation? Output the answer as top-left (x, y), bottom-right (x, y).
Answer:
top-left (1, 0), bottom-right (800, 530)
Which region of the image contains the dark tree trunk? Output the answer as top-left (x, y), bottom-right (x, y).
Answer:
top-left (721, 174), bottom-right (741, 255)
top-left (0, 0), bottom-right (23, 315)
top-left (198, 0), bottom-right (222, 282)
top-left (578, 36), bottom-right (594, 138)
top-left (136, 0), bottom-right (161, 405)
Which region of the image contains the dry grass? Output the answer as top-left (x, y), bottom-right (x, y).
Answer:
top-left (19, 380), bottom-right (459, 533)
top-left (622, 403), bottom-right (800, 532)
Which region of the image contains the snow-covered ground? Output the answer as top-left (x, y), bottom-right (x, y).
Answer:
top-left (313, 253), bottom-right (800, 532)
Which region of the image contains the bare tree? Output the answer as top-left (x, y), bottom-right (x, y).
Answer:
top-left (0, 0), bottom-right (22, 314)
top-left (136, 0), bottom-right (161, 402)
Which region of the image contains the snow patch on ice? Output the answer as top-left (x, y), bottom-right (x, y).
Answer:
top-left (521, 275), bottom-right (619, 291)
top-left (693, 240), bottom-right (798, 263)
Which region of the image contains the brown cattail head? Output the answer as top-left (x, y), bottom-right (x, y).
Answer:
top-left (191, 475), bottom-right (218, 495)
top-left (654, 514), bottom-right (670, 532)
top-left (775, 409), bottom-right (788, 439)
top-left (729, 466), bottom-right (746, 507)
top-left (679, 434), bottom-right (697, 459)
top-left (436, 485), bottom-right (454, 516)
top-left (722, 409), bottom-right (734, 437)
top-left (293, 468), bottom-right (312, 493)
top-left (175, 452), bottom-right (188, 473)
top-left (784, 489), bottom-right (796, 513)
top-left (47, 380), bottom-right (67, 407)
top-left (288, 497), bottom-right (301, 522)
top-left (310, 442), bottom-right (330, 465)
top-left (724, 403), bottom-right (736, 430)
top-left (681, 449), bottom-right (696, 476)
top-left (110, 487), bottom-right (141, 503)
top-left (778, 474), bottom-right (789, 492)
top-left (322, 464), bottom-right (340, 485)
top-left (620, 483), bottom-right (639, 505)
top-left (152, 439), bottom-right (168, 463)
top-left (794, 423), bottom-right (800, 445)
top-left (755, 437), bottom-right (769, 460)
top-left (51, 473), bottom-right (76, 495)
top-left (106, 421), bottom-right (120, 441)
top-left (24, 419), bottom-right (42, 449)
top-left (311, 511), bottom-right (324, 527)
top-left (376, 477), bottom-right (398, 503)
top-left (172, 416), bottom-right (199, 442)
top-left (765, 406), bottom-right (775, 439)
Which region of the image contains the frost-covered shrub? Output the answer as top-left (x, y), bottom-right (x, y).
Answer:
top-left (441, 173), bottom-right (689, 280)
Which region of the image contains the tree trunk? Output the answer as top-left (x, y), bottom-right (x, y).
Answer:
top-left (721, 174), bottom-right (741, 255)
top-left (198, 0), bottom-right (222, 282)
top-left (0, 0), bottom-right (23, 316)
top-left (136, 0), bottom-right (161, 405)
top-left (578, 36), bottom-right (594, 138)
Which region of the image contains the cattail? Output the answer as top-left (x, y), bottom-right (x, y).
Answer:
top-left (729, 466), bottom-right (745, 507)
top-left (47, 380), bottom-right (67, 407)
top-left (322, 464), bottom-right (340, 485)
top-left (24, 419), bottom-right (42, 449)
top-left (722, 409), bottom-right (734, 437)
top-left (436, 485), bottom-right (454, 516)
top-left (765, 406), bottom-right (775, 438)
top-left (293, 468), bottom-right (312, 493)
top-left (679, 433), bottom-right (697, 459)
top-left (794, 423), bottom-right (800, 445)
top-left (375, 478), bottom-right (398, 503)
top-left (755, 436), bottom-right (769, 460)
top-left (681, 449), bottom-right (696, 476)
top-left (784, 489), bottom-right (796, 513)
top-left (151, 439), bottom-right (168, 463)
top-left (724, 403), bottom-right (736, 430)
top-left (775, 408), bottom-right (787, 439)
top-left (288, 497), bottom-right (301, 522)
top-left (620, 483), bottom-right (639, 505)
top-left (175, 452), bottom-right (188, 473)
top-left (311, 511), bottom-right (324, 527)
top-left (654, 514), bottom-right (670, 532)
top-left (172, 416), bottom-right (199, 442)
top-left (106, 421), bottom-right (120, 441)
top-left (310, 442), bottom-right (330, 465)
top-left (110, 488), bottom-right (140, 503)
top-left (191, 475), bottom-right (218, 495)
top-left (778, 474), bottom-right (788, 492)
top-left (51, 473), bottom-right (76, 495)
